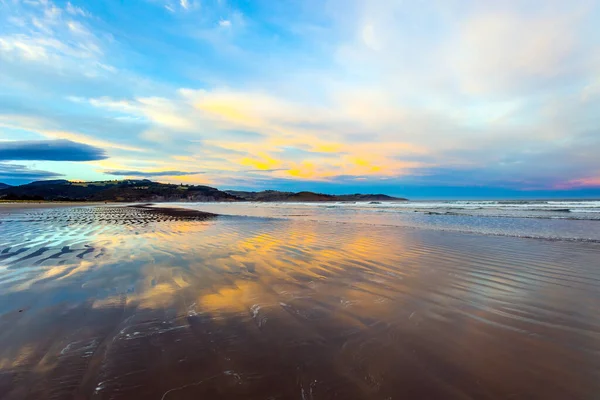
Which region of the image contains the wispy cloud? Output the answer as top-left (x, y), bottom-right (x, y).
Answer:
top-left (0, 0), bottom-right (109, 75)
top-left (104, 169), bottom-right (204, 177)
top-left (66, 2), bottom-right (89, 18)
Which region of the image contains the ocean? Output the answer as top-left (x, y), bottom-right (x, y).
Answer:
top-left (164, 199), bottom-right (600, 242)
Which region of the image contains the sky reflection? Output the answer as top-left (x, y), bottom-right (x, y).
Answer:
top-left (0, 206), bottom-right (599, 398)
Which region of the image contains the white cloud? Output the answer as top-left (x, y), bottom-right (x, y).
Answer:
top-left (360, 23), bottom-right (380, 51)
top-left (0, 0), bottom-right (112, 77)
top-left (87, 97), bottom-right (143, 115)
top-left (219, 19), bottom-right (231, 28)
top-left (451, 9), bottom-right (579, 95)
top-left (65, 2), bottom-right (89, 17)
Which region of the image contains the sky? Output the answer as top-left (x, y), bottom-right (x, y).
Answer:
top-left (1, 0), bottom-right (600, 198)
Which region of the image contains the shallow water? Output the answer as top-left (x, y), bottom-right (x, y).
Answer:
top-left (167, 201), bottom-right (600, 242)
top-left (1, 205), bottom-right (599, 399)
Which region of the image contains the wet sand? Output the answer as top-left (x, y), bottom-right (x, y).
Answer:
top-left (0, 205), bottom-right (599, 399)
top-left (0, 202), bottom-right (112, 210)
top-left (127, 204), bottom-right (217, 220)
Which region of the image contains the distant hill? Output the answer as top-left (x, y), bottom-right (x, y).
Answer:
top-left (0, 180), bottom-right (406, 202)
top-left (226, 190), bottom-right (406, 202)
top-left (335, 193), bottom-right (407, 201)
top-left (0, 179), bottom-right (240, 202)
top-left (0, 183), bottom-right (11, 190)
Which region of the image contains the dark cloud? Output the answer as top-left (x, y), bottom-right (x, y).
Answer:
top-left (0, 163), bottom-right (63, 185)
top-left (243, 168), bottom-right (289, 173)
top-left (280, 147), bottom-right (344, 159)
top-left (219, 130), bottom-right (265, 140)
top-left (104, 170), bottom-right (204, 177)
top-left (0, 140), bottom-right (107, 161)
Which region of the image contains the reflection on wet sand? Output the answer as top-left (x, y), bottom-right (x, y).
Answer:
top-left (0, 205), bottom-right (599, 399)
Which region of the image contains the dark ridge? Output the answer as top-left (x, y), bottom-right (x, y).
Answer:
top-left (0, 180), bottom-right (404, 202)
top-left (24, 179), bottom-right (70, 186)
top-left (0, 179), bottom-right (240, 202)
top-left (225, 190), bottom-right (406, 202)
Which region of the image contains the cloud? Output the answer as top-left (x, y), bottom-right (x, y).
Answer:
top-left (65, 2), bottom-right (89, 18)
top-left (560, 176), bottom-right (600, 189)
top-left (450, 7), bottom-right (583, 96)
top-left (104, 169), bottom-right (204, 177)
top-left (243, 168), bottom-right (289, 173)
top-left (0, 0), bottom-right (106, 73)
top-left (0, 163), bottom-right (62, 183)
top-left (1, 0), bottom-right (599, 192)
top-left (0, 140), bottom-right (107, 161)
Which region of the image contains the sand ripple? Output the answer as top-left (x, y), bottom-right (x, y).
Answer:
top-left (0, 205), bottom-right (599, 399)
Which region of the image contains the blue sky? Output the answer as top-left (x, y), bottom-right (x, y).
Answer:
top-left (1, 0), bottom-right (599, 198)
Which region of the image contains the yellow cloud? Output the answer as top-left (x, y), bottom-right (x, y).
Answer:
top-left (240, 153), bottom-right (283, 170)
top-left (198, 101), bottom-right (258, 126)
top-left (287, 162), bottom-right (318, 179)
top-left (78, 86), bottom-right (434, 184)
top-left (312, 142), bottom-right (343, 153)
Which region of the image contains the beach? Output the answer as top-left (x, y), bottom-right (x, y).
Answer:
top-left (0, 203), bottom-right (599, 399)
